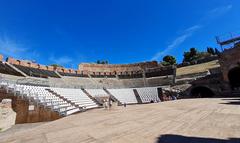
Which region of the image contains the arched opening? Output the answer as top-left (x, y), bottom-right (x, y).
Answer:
top-left (27, 62), bottom-right (31, 67)
top-left (190, 86), bottom-right (214, 98)
top-left (228, 66), bottom-right (240, 90)
top-left (16, 60), bottom-right (21, 65)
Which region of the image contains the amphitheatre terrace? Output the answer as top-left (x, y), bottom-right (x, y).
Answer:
top-left (0, 41), bottom-right (240, 142)
top-left (1, 1), bottom-right (240, 142)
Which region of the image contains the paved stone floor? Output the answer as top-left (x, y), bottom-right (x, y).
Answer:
top-left (0, 98), bottom-right (240, 143)
top-left (0, 122), bottom-right (46, 137)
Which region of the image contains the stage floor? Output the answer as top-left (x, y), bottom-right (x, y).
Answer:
top-left (1, 98), bottom-right (240, 143)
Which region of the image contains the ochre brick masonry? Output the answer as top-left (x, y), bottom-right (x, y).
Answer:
top-left (0, 88), bottom-right (62, 124)
top-left (219, 44), bottom-right (240, 82)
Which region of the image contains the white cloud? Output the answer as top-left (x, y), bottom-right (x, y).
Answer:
top-left (49, 55), bottom-right (73, 66)
top-left (184, 25), bottom-right (202, 33)
top-left (0, 36), bottom-right (39, 60)
top-left (208, 5), bottom-right (232, 16)
top-left (151, 25), bottom-right (201, 61)
top-left (151, 4), bottom-right (233, 61)
top-left (202, 5), bottom-right (233, 21)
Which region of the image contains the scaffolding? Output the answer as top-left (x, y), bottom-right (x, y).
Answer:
top-left (216, 32), bottom-right (240, 51)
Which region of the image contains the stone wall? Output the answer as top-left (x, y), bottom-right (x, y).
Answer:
top-left (7, 57), bottom-right (55, 71)
top-left (219, 45), bottom-right (240, 82)
top-left (4, 56), bottom-right (165, 77)
top-left (0, 99), bottom-right (16, 131)
top-left (6, 57), bottom-right (80, 74)
top-left (56, 66), bottom-right (77, 74)
top-left (0, 54), bottom-right (3, 62)
top-left (78, 61), bottom-right (158, 74)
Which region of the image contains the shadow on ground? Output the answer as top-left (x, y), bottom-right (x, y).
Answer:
top-left (156, 134), bottom-right (240, 143)
top-left (221, 98), bottom-right (240, 101)
top-left (220, 98), bottom-right (240, 105)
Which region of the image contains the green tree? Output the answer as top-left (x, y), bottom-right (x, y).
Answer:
top-left (183, 48), bottom-right (198, 63)
top-left (183, 52), bottom-right (191, 63)
top-left (207, 47), bottom-right (215, 55)
top-left (214, 48), bottom-right (220, 55)
top-left (96, 60), bottom-right (101, 64)
top-left (50, 64), bottom-right (63, 68)
top-left (50, 64), bottom-right (63, 70)
top-left (96, 60), bottom-right (109, 64)
top-left (162, 55), bottom-right (176, 66)
top-left (190, 48), bottom-right (197, 57)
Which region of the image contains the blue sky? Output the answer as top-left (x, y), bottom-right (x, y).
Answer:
top-left (0, 0), bottom-right (239, 69)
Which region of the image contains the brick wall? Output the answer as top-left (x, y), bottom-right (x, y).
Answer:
top-left (39, 65), bottom-right (48, 70)
top-left (0, 88), bottom-right (62, 124)
top-left (0, 54), bottom-right (3, 61)
top-left (78, 61), bottom-right (158, 74)
top-left (219, 45), bottom-right (240, 82)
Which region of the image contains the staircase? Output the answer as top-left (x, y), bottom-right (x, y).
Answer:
top-left (81, 88), bottom-right (102, 106)
top-left (142, 70), bottom-right (147, 87)
top-left (54, 71), bottom-right (62, 78)
top-left (46, 89), bottom-right (83, 110)
top-left (133, 89), bottom-right (142, 104)
top-left (103, 88), bottom-right (122, 105)
top-left (5, 62), bottom-right (27, 77)
top-left (87, 74), bottom-right (102, 88)
top-left (157, 87), bottom-right (164, 101)
top-left (116, 74), bottom-right (119, 80)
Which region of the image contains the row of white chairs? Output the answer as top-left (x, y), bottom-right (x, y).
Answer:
top-left (135, 87), bottom-right (160, 103)
top-left (108, 88), bottom-right (138, 104)
top-left (1, 81), bottom-right (165, 115)
top-left (86, 89), bottom-right (109, 97)
top-left (50, 88), bottom-right (99, 110)
top-left (0, 82), bottom-right (83, 116)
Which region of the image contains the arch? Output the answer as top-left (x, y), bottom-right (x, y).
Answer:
top-left (228, 66), bottom-right (240, 89)
top-left (190, 86), bottom-right (214, 98)
top-left (16, 60), bottom-right (21, 65)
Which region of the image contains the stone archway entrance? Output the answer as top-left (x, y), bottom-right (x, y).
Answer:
top-left (228, 66), bottom-right (240, 90)
top-left (190, 86), bottom-right (214, 98)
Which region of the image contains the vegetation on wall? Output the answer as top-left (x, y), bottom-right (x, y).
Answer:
top-left (50, 64), bottom-right (63, 68)
top-left (96, 60), bottom-right (109, 64)
top-left (162, 55), bottom-right (176, 66)
top-left (207, 47), bottom-right (220, 55)
top-left (159, 47), bottom-right (220, 66)
top-left (182, 47), bottom-right (219, 64)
